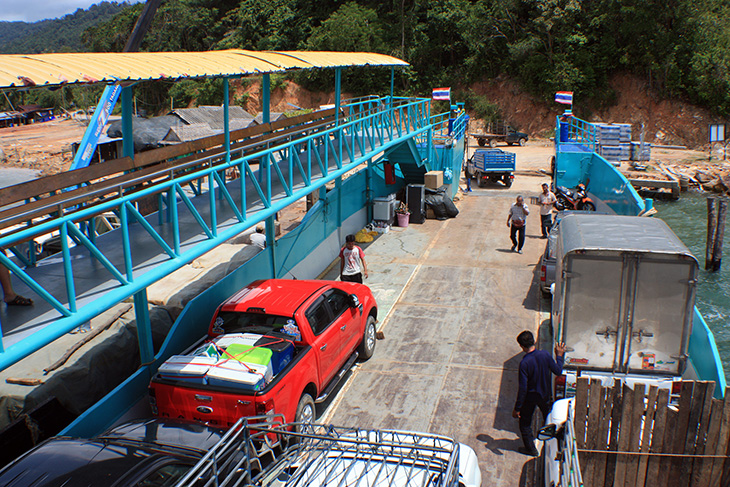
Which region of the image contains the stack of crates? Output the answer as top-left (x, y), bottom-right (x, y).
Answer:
top-left (595, 123), bottom-right (632, 166)
top-left (629, 142), bottom-right (652, 161)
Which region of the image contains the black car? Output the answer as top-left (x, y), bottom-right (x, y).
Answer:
top-left (0, 418), bottom-right (226, 487)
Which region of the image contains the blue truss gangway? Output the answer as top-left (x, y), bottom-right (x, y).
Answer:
top-left (0, 95), bottom-right (451, 371)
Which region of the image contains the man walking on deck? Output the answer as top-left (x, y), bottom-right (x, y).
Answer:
top-left (538, 183), bottom-right (557, 238)
top-left (507, 195), bottom-right (529, 253)
top-left (512, 330), bottom-right (566, 456)
top-left (340, 234), bottom-right (368, 284)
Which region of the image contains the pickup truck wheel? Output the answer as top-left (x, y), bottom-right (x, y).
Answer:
top-left (477, 138), bottom-right (486, 147)
top-left (488, 138), bottom-right (497, 148)
top-left (518, 137), bottom-right (527, 147)
top-left (358, 316), bottom-right (377, 360)
top-left (295, 393), bottom-right (316, 427)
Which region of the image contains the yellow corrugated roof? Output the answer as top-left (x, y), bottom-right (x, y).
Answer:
top-left (0, 50), bottom-right (408, 89)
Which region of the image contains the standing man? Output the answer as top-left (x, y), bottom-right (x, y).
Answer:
top-left (340, 234), bottom-right (368, 283)
top-left (507, 195), bottom-right (529, 253)
top-left (538, 183), bottom-right (557, 238)
top-left (464, 160), bottom-right (472, 192)
top-left (512, 330), bottom-right (566, 456)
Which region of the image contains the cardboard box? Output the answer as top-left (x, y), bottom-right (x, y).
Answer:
top-left (424, 171), bottom-right (443, 190)
top-left (426, 208), bottom-right (436, 219)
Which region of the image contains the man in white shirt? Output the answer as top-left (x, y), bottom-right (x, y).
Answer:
top-left (507, 195), bottom-right (529, 254)
top-left (250, 224), bottom-right (266, 250)
top-left (340, 234), bottom-right (368, 283)
top-left (538, 183), bottom-right (557, 238)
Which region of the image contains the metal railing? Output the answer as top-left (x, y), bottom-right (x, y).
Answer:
top-left (0, 95), bottom-right (438, 366)
top-left (555, 115), bottom-right (597, 152)
top-left (175, 416), bottom-right (461, 487)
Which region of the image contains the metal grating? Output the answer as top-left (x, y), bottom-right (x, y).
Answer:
top-left (174, 416), bottom-right (461, 487)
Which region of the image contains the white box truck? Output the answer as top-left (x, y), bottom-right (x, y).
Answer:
top-left (551, 213), bottom-right (698, 399)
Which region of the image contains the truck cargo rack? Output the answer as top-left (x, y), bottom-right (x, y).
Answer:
top-left (174, 416), bottom-right (461, 487)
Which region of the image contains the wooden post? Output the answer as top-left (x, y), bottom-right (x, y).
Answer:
top-left (711, 199), bottom-right (727, 271)
top-left (707, 197), bottom-right (716, 270)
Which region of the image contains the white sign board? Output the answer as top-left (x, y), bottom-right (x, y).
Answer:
top-left (710, 124), bottom-right (725, 143)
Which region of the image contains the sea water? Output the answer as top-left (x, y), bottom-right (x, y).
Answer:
top-left (654, 193), bottom-right (730, 382)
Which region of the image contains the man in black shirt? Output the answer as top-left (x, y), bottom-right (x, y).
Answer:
top-left (512, 330), bottom-right (566, 456)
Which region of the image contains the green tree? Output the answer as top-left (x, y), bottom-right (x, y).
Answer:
top-left (306, 2), bottom-right (384, 52)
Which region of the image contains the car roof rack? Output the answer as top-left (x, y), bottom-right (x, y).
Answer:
top-left (173, 416), bottom-right (461, 487)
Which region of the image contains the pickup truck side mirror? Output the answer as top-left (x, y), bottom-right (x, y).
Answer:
top-left (537, 423), bottom-right (558, 441)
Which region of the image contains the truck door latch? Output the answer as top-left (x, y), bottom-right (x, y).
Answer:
top-left (632, 330), bottom-right (654, 342)
top-left (596, 328), bottom-right (618, 339)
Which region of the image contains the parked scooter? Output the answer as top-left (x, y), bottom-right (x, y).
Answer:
top-left (554, 184), bottom-right (596, 211)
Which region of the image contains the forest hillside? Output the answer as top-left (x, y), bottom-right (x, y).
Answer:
top-left (0, 2), bottom-right (126, 54)
top-left (2, 0), bottom-right (730, 148)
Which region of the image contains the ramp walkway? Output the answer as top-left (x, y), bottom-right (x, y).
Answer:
top-left (0, 96), bottom-right (443, 370)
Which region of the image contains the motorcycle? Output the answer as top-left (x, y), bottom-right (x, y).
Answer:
top-left (554, 184), bottom-right (596, 211)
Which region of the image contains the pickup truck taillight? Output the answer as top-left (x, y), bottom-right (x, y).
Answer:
top-left (540, 264), bottom-right (546, 282)
top-left (256, 398), bottom-right (275, 415)
top-left (555, 375), bottom-right (566, 399)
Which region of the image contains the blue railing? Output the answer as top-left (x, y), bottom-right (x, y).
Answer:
top-left (0, 96), bottom-right (434, 369)
top-left (554, 115), bottom-right (645, 215)
top-left (556, 115), bottom-right (597, 153)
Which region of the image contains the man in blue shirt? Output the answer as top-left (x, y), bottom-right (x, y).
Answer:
top-left (512, 330), bottom-right (566, 456)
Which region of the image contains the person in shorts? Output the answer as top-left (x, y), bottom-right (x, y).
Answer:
top-left (339, 235), bottom-right (368, 283)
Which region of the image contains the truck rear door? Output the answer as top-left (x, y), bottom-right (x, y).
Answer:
top-left (562, 255), bottom-right (624, 370)
top-left (624, 257), bottom-right (695, 376)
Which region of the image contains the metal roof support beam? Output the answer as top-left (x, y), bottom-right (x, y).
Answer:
top-left (262, 73), bottom-right (270, 124)
top-left (335, 68), bottom-right (341, 127)
top-left (266, 215), bottom-right (277, 278)
top-left (390, 67), bottom-right (395, 103)
top-left (133, 289), bottom-right (154, 365)
top-left (224, 77), bottom-right (230, 163)
top-left (366, 159), bottom-right (373, 223)
top-left (122, 86), bottom-right (134, 159)
top-left (335, 176), bottom-right (342, 239)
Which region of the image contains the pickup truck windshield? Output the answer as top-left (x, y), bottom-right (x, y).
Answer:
top-left (214, 311), bottom-right (294, 336)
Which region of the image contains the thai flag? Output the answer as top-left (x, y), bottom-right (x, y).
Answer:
top-left (432, 87), bottom-right (451, 101)
top-left (555, 91), bottom-right (573, 105)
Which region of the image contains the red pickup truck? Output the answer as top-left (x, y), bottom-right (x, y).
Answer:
top-left (149, 279), bottom-right (377, 427)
